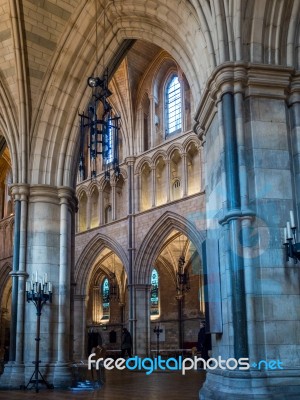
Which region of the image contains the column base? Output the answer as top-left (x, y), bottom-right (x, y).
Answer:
top-left (0, 362), bottom-right (25, 389)
top-left (200, 369), bottom-right (300, 399)
top-left (53, 362), bottom-right (74, 388)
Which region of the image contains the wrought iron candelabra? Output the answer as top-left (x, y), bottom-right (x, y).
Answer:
top-left (283, 210), bottom-right (300, 263)
top-left (24, 273), bottom-right (53, 393)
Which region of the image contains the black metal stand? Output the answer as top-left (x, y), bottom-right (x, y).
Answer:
top-left (23, 280), bottom-right (53, 393)
top-left (153, 326), bottom-right (162, 355)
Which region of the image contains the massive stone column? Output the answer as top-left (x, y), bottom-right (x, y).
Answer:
top-left (73, 294), bottom-right (87, 360)
top-left (134, 284), bottom-right (151, 356)
top-left (195, 64), bottom-right (300, 399)
top-left (0, 184), bottom-right (77, 389)
top-left (53, 186), bottom-right (77, 386)
top-left (1, 184), bottom-right (29, 387)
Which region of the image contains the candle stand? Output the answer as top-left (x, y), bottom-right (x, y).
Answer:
top-left (23, 274), bottom-right (54, 393)
top-left (283, 210), bottom-right (300, 263)
top-left (153, 325), bottom-right (163, 355)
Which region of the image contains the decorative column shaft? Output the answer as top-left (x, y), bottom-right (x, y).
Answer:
top-left (9, 193), bottom-right (21, 362)
top-left (221, 92), bottom-right (248, 359)
top-left (182, 153), bottom-right (188, 197)
top-left (56, 187), bottom-right (75, 364)
top-left (93, 286), bottom-right (100, 323)
top-left (126, 157), bottom-right (135, 351)
top-left (112, 182), bottom-right (116, 221)
top-left (166, 160), bottom-right (171, 202)
top-left (151, 166), bottom-right (156, 208)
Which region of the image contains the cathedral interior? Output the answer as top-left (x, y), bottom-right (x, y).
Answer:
top-left (0, 0), bottom-right (300, 399)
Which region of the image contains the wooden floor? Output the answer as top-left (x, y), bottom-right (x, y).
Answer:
top-left (0, 369), bottom-right (205, 400)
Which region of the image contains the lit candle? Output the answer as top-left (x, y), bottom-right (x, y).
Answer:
top-left (287, 221), bottom-right (293, 239)
top-left (284, 227), bottom-right (288, 243)
top-left (290, 210), bottom-right (296, 229)
top-left (26, 281), bottom-right (29, 292)
top-left (35, 271), bottom-right (38, 282)
top-left (48, 282), bottom-right (52, 292)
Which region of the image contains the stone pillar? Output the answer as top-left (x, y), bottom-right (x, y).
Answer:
top-left (53, 187), bottom-right (76, 385)
top-left (0, 184), bottom-right (29, 388)
top-left (182, 152), bottom-right (188, 197)
top-left (149, 95), bottom-right (155, 148)
top-left (126, 157), bottom-right (135, 350)
top-left (134, 284), bottom-right (151, 356)
top-left (86, 193), bottom-right (91, 230)
top-left (9, 190), bottom-right (21, 362)
top-left (137, 105), bottom-right (143, 153)
top-left (221, 92), bottom-right (248, 358)
top-left (99, 188), bottom-right (103, 225)
top-left (166, 160), bottom-right (171, 202)
top-left (151, 166), bottom-right (156, 208)
top-left (73, 295), bottom-right (86, 360)
top-left (197, 65), bottom-right (300, 400)
top-left (93, 286), bottom-right (100, 323)
top-left (111, 182), bottom-right (116, 221)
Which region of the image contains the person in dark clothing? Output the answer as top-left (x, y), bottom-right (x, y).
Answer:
top-left (197, 321), bottom-right (211, 361)
top-left (121, 328), bottom-right (132, 358)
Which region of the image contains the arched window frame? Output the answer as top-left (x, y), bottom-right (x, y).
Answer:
top-left (101, 277), bottom-right (110, 320)
top-left (150, 268), bottom-right (160, 319)
top-left (172, 178), bottom-right (181, 201)
top-left (164, 74), bottom-right (182, 137)
top-left (104, 204), bottom-right (112, 224)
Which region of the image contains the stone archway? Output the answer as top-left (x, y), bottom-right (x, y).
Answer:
top-left (134, 211), bottom-right (205, 356)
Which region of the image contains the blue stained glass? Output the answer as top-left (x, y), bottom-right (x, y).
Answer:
top-left (150, 268), bottom-right (159, 316)
top-left (166, 76), bottom-right (181, 136)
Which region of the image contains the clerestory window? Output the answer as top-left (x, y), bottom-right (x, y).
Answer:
top-left (165, 76), bottom-right (182, 136)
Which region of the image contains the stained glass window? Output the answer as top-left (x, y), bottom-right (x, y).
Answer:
top-left (165, 76), bottom-right (181, 136)
top-left (102, 278), bottom-right (110, 320)
top-left (150, 268), bottom-right (159, 316)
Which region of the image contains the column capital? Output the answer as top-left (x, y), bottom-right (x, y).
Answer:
top-left (58, 186), bottom-right (78, 211)
top-left (125, 156), bottom-right (136, 166)
top-left (9, 271), bottom-right (29, 279)
top-left (133, 283), bottom-right (152, 291)
top-left (194, 62), bottom-right (295, 141)
top-left (10, 184), bottom-right (30, 201)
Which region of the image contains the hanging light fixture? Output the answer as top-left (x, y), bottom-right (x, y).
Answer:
top-left (176, 235), bottom-right (190, 297)
top-left (78, 1), bottom-right (120, 181)
top-left (109, 253), bottom-right (119, 302)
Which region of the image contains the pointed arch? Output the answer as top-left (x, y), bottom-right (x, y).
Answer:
top-left (74, 233), bottom-right (129, 295)
top-left (135, 211), bottom-right (205, 284)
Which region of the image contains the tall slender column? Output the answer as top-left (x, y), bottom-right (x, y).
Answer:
top-left (166, 160), bottom-right (171, 202)
top-left (99, 188), bottom-right (103, 225)
top-left (137, 106), bottom-right (143, 153)
top-left (73, 295), bottom-right (86, 360)
top-left (149, 95), bottom-right (156, 148)
top-left (126, 157), bottom-right (135, 350)
top-left (15, 186), bottom-right (29, 364)
top-left (86, 193), bottom-right (91, 230)
top-left (151, 166), bottom-right (156, 208)
top-left (221, 92), bottom-right (248, 359)
top-left (9, 189), bottom-right (21, 362)
top-left (53, 187), bottom-right (76, 386)
top-left (57, 187), bottom-right (77, 363)
top-left (93, 286), bottom-right (100, 323)
top-left (111, 182), bottom-right (116, 221)
top-left (134, 284), bottom-right (151, 356)
top-left (182, 152), bottom-right (188, 197)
